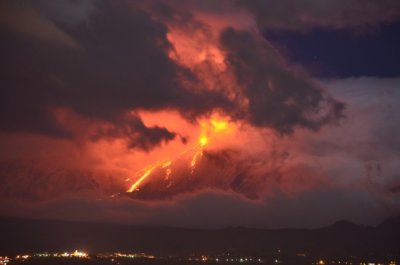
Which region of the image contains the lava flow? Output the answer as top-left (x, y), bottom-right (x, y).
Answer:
top-left (126, 118), bottom-right (229, 193)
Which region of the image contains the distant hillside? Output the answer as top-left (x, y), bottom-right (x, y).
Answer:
top-left (0, 216), bottom-right (399, 258)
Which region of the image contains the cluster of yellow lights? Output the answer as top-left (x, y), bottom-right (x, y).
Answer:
top-left (15, 255), bottom-right (30, 260)
top-left (60, 250), bottom-right (88, 258)
top-left (126, 117), bottom-right (229, 192)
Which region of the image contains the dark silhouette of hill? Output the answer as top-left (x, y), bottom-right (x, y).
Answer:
top-left (0, 216), bottom-right (399, 258)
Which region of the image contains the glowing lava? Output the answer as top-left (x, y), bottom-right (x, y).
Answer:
top-left (126, 117), bottom-right (229, 193)
top-left (162, 161), bottom-right (172, 180)
top-left (199, 136), bottom-right (208, 146)
top-left (211, 120), bottom-right (228, 131)
top-left (127, 165), bottom-right (157, 192)
top-left (190, 147), bottom-right (203, 175)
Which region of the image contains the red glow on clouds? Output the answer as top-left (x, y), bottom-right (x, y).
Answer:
top-left (1, 0), bottom-right (399, 227)
top-left (0, 8), bottom-right (342, 200)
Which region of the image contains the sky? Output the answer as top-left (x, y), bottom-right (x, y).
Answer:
top-left (0, 0), bottom-right (400, 229)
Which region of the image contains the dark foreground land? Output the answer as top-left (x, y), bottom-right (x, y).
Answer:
top-left (6, 256), bottom-right (400, 265)
top-left (9, 257), bottom-right (222, 265)
top-left (1, 216), bottom-right (399, 265)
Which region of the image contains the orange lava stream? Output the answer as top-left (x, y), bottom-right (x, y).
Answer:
top-left (126, 165), bottom-right (157, 192)
top-left (126, 118), bottom-right (229, 193)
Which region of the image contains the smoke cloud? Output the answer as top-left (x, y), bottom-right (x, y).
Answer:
top-left (1, 0), bottom-right (399, 228)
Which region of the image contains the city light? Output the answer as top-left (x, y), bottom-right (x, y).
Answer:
top-left (1, 251), bottom-right (398, 265)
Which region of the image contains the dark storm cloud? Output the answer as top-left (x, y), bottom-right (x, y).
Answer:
top-left (93, 114), bottom-right (176, 151)
top-left (34, 0), bottom-right (97, 27)
top-left (0, 0), bottom-right (350, 145)
top-left (236, 0), bottom-right (400, 30)
top-left (220, 28), bottom-right (345, 133)
top-left (0, 0), bottom-right (80, 48)
top-left (0, 0), bottom-right (233, 149)
top-left (143, 1), bottom-right (346, 134)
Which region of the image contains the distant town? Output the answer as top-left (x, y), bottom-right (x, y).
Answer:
top-left (1, 216), bottom-right (399, 265)
top-left (0, 250), bottom-right (398, 265)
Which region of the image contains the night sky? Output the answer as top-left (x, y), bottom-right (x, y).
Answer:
top-left (1, 0), bottom-right (400, 229)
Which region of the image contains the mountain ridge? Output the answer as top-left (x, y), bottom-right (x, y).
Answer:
top-left (0, 215), bottom-right (399, 257)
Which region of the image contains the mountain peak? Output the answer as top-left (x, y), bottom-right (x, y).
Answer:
top-left (321, 219), bottom-right (361, 230)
